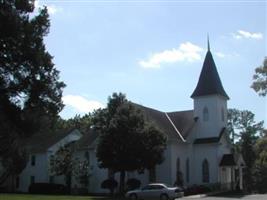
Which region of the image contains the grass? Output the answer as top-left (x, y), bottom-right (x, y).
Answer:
top-left (0, 194), bottom-right (125, 200)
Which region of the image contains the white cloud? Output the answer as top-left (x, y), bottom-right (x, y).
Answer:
top-left (139, 42), bottom-right (203, 69)
top-left (215, 52), bottom-right (226, 58)
top-left (62, 95), bottom-right (105, 113)
top-left (233, 30), bottom-right (263, 40)
top-left (47, 5), bottom-right (62, 15)
top-left (34, 0), bottom-right (62, 15)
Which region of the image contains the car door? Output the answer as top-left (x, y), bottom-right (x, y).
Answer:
top-left (139, 185), bottom-right (153, 199)
top-left (152, 185), bottom-right (165, 199)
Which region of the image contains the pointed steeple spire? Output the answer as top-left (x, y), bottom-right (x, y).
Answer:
top-left (207, 34), bottom-right (210, 51)
top-left (191, 39), bottom-right (229, 99)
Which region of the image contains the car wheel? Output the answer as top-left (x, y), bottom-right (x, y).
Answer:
top-left (160, 194), bottom-right (169, 200)
top-left (129, 193), bottom-right (138, 200)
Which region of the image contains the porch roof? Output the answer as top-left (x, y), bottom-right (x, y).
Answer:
top-left (219, 154), bottom-right (236, 166)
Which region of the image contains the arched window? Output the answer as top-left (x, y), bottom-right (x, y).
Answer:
top-left (202, 159), bottom-right (209, 183)
top-left (176, 157), bottom-right (180, 172)
top-left (203, 107), bottom-right (209, 121)
top-left (175, 157), bottom-right (183, 186)
top-left (221, 107), bottom-right (225, 122)
top-left (186, 158), bottom-right (190, 183)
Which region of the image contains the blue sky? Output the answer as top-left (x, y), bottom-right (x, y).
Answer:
top-left (36, 0), bottom-right (266, 126)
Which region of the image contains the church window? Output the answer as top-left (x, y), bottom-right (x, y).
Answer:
top-left (31, 155), bottom-right (36, 166)
top-left (186, 158), bottom-right (190, 183)
top-left (221, 107), bottom-right (225, 122)
top-left (202, 159), bottom-right (209, 183)
top-left (203, 107), bottom-right (209, 121)
top-left (176, 157), bottom-right (180, 172)
top-left (175, 157), bottom-right (183, 186)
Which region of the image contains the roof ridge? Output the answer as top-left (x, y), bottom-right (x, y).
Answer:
top-left (166, 110), bottom-right (193, 114)
top-left (164, 112), bottom-right (186, 142)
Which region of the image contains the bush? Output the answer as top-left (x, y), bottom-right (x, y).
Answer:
top-left (126, 178), bottom-right (141, 190)
top-left (28, 183), bottom-right (67, 194)
top-left (101, 179), bottom-right (118, 195)
top-left (184, 184), bottom-right (211, 196)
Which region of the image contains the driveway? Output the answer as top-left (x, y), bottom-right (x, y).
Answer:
top-left (182, 193), bottom-right (267, 200)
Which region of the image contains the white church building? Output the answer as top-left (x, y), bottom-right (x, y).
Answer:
top-left (74, 42), bottom-right (245, 193)
top-left (1, 41), bottom-right (245, 194)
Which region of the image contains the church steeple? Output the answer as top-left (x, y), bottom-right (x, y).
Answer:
top-left (191, 39), bottom-right (229, 99)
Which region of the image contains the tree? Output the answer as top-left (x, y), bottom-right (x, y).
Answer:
top-left (55, 114), bottom-right (93, 134)
top-left (0, 0), bottom-right (65, 184)
top-left (49, 144), bottom-right (89, 194)
top-left (253, 137), bottom-right (267, 193)
top-left (95, 93), bottom-right (167, 193)
top-left (227, 109), bottom-right (264, 191)
top-left (251, 57), bottom-right (267, 96)
top-left (227, 109), bottom-right (264, 144)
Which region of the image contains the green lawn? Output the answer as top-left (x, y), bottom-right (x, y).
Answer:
top-left (0, 194), bottom-right (124, 200)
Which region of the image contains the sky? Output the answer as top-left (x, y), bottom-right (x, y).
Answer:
top-left (36, 0), bottom-right (266, 126)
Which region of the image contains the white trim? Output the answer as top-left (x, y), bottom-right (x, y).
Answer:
top-left (165, 113), bottom-right (186, 142)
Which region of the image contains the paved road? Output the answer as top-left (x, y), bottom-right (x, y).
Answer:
top-left (183, 194), bottom-right (267, 200)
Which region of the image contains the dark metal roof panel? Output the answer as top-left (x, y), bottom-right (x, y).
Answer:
top-left (191, 51), bottom-right (229, 99)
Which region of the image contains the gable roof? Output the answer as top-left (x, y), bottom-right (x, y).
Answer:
top-left (24, 128), bottom-right (81, 154)
top-left (219, 154), bottom-right (236, 166)
top-left (167, 110), bottom-right (196, 139)
top-left (191, 50), bottom-right (229, 99)
top-left (75, 129), bottom-right (99, 150)
top-left (133, 103), bottom-right (195, 141)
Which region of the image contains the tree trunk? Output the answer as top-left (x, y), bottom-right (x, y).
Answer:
top-left (149, 167), bottom-right (156, 183)
top-left (119, 170), bottom-right (125, 194)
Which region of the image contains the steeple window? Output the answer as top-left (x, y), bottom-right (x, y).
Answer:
top-left (203, 107), bottom-right (209, 121)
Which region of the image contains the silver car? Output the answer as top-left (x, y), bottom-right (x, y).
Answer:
top-left (126, 183), bottom-right (184, 200)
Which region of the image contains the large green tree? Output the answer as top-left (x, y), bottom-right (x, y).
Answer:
top-left (95, 93), bottom-right (167, 193)
top-left (55, 114), bottom-right (93, 134)
top-left (227, 109), bottom-right (264, 144)
top-left (227, 109), bottom-right (264, 191)
top-left (253, 136), bottom-right (267, 193)
top-left (251, 57), bottom-right (267, 96)
top-left (0, 0), bottom-right (65, 184)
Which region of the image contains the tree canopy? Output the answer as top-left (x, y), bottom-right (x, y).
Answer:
top-left (0, 0), bottom-right (65, 184)
top-left (227, 109), bottom-right (264, 144)
top-left (253, 136), bottom-right (267, 193)
top-left (251, 57), bottom-right (267, 96)
top-left (227, 108), bottom-right (264, 191)
top-left (94, 93), bottom-right (167, 192)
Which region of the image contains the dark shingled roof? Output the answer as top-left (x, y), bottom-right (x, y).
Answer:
top-left (75, 129), bottom-right (99, 149)
top-left (191, 50), bottom-right (229, 99)
top-left (167, 110), bottom-right (195, 139)
top-left (24, 128), bottom-right (81, 154)
top-left (220, 154), bottom-right (236, 166)
top-left (133, 103), bottom-right (195, 141)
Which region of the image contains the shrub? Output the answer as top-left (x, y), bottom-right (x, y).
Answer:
top-left (28, 183), bottom-right (67, 194)
top-left (101, 179), bottom-right (118, 195)
top-left (126, 178), bottom-right (141, 190)
top-left (184, 184), bottom-right (211, 196)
